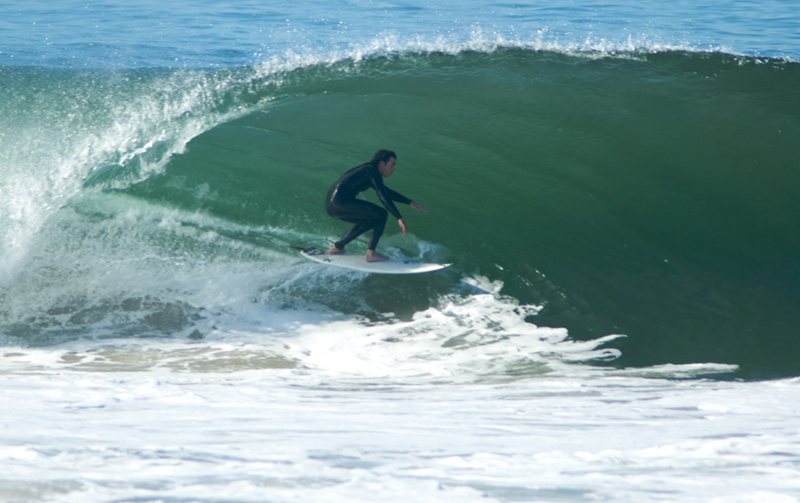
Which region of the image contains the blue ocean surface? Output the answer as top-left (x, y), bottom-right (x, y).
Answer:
top-left (1, 1), bottom-right (800, 502)
top-left (3, 0), bottom-right (799, 68)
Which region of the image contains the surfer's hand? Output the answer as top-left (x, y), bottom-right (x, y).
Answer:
top-left (410, 201), bottom-right (428, 212)
top-left (398, 218), bottom-right (407, 237)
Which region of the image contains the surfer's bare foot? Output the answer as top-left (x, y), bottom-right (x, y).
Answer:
top-left (328, 246), bottom-right (344, 255)
top-left (366, 250), bottom-right (390, 262)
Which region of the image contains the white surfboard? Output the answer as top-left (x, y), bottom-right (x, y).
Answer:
top-left (300, 248), bottom-right (450, 275)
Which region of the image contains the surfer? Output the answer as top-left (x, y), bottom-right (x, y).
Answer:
top-left (325, 150), bottom-right (428, 262)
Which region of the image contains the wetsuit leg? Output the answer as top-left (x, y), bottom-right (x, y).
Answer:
top-left (326, 199), bottom-right (388, 250)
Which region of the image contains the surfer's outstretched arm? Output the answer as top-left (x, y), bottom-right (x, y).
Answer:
top-left (410, 201), bottom-right (428, 212)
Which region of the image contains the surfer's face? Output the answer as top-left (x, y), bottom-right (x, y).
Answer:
top-left (378, 157), bottom-right (396, 177)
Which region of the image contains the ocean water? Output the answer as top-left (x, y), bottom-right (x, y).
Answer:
top-left (2, 1), bottom-right (800, 502)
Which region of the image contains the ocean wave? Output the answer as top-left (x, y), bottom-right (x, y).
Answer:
top-left (1, 45), bottom-right (798, 376)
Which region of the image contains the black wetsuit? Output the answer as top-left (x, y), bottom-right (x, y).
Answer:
top-left (325, 162), bottom-right (412, 251)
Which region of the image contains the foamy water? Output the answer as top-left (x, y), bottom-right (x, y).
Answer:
top-left (3, 338), bottom-right (797, 502)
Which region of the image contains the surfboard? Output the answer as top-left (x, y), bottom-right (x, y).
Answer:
top-left (300, 247), bottom-right (450, 275)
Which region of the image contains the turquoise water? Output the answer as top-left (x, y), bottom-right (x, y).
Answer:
top-left (3, 47), bottom-right (797, 375)
top-left (2, 2), bottom-right (800, 502)
top-left (3, 0), bottom-right (799, 68)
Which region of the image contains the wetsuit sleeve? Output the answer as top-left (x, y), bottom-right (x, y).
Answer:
top-left (385, 188), bottom-right (412, 205)
top-left (369, 168), bottom-right (406, 219)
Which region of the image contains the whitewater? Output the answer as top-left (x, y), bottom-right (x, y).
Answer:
top-left (2, 1), bottom-right (800, 502)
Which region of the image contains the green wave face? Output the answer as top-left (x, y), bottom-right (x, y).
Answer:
top-left (2, 48), bottom-right (799, 376)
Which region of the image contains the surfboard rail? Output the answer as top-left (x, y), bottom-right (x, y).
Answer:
top-left (300, 248), bottom-right (450, 275)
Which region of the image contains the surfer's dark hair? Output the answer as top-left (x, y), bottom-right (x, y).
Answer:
top-left (371, 150), bottom-right (396, 165)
